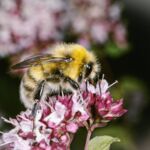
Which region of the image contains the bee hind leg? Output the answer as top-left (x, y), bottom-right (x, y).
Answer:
top-left (31, 80), bottom-right (45, 117)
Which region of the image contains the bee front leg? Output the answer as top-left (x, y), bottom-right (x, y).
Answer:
top-left (31, 80), bottom-right (45, 117)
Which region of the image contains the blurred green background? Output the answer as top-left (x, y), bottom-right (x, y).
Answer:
top-left (0, 0), bottom-right (150, 150)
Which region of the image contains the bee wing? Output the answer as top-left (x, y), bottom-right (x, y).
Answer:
top-left (11, 54), bottom-right (72, 70)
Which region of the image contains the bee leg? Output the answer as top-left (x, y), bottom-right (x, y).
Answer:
top-left (31, 80), bottom-right (45, 117)
top-left (64, 76), bottom-right (79, 90)
top-left (91, 72), bottom-right (100, 86)
top-left (59, 86), bottom-right (65, 97)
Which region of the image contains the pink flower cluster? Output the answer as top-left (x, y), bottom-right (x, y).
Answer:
top-left (68, 0), bottom-right (127, 49)
top-left (0, 0), bottom-right (66, 57)
top-left (0, 0), bottom-right (127, 57)
top-left (0, 79), bottom-right (127, 150)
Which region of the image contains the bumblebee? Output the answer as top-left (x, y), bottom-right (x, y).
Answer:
top-left (12, 44), bottom-right (100, 111)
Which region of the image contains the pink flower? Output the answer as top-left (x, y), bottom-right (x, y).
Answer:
top-left (0, 0), bottom-right (127, 57)
top-left (0, 77), bottom-right (127, 149)
top-left (66, 123), bottom-right (78, 133)
top-left (0, 0), bottom-right (66, 57)
top-left (44, 101), bottom-right (67, 126)
top-left (68, 0), bottom-right (128, 49)
top-left (96, 94), bottom-right (127, 122)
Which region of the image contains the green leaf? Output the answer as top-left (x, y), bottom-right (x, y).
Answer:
top-left (105, 41), bottom-right (129, 58)
top-left (88, 135), bottom-right (120, 150)
top-left (93, 126), bottom-right (136, 150)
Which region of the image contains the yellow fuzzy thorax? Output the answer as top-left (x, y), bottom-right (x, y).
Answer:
top-left (29, 44), bottom-right (96, 81)
top-left (53, 44), bottom-right (95, 80)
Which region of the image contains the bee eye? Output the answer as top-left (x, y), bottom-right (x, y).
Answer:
top-left (84, 62), bottom-right (93, 78)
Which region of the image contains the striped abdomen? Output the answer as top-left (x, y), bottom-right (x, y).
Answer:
top-left (20, 64), bottom-right (46, 108)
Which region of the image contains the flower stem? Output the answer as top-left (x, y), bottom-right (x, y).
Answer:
top-left (84, 123), bottom-right (106, 150)
top-left (84, 129), bottom-right (92, 150)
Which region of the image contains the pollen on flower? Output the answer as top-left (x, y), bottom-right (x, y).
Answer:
top-left (0, 78), bottom-right (127, 150)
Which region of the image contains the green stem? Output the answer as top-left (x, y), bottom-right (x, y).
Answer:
top-left (84, 123), bottom-right (106, 150)
top-left (84, 129), bottom-right (92, 150)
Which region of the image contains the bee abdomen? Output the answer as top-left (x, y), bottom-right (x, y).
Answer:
top-left (23, 84), bottom-right (34, 92)
top-left (27, 69), bottom-right (38, 83)
top-left (20, 71), bottom-right (38, 108)
top-left (22, 72), bottom-right (37, 92)
top-left (20, 80), bottom-right (34, 109)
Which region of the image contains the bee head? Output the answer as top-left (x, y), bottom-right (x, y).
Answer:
top-left (77, 50), bottom-right (101, 83)
top-left (53, 43), bottom-right (101, 83)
